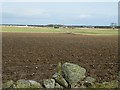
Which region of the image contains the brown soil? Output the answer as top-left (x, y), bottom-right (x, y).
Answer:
top-left (2, 33), bottom-right (118, 83)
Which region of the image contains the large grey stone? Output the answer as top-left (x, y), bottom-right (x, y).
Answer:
top-left (13, 79), bottom-right (42, 88)
top-left (62, 62), bottom-right (86, 85)
top-left (43, 79), bottom-right (55, 88)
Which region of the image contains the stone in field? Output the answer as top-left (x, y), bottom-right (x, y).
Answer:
top-left (2, 80), bottom-right (14, 88)
top-left (53, 73), bottom-right (68, 88)
top-left (52, 62), bottom-right (68, 88)
top-left (83, 76), bottom-right (96, 88)
top-left (12, 79), bottom-right (42, 88)
top-left (62, 62), bottom-right (86, 86)
top-left (43, 79), bottom-right (55, 88)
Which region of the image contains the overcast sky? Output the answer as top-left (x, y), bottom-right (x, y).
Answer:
top-left (2, 2), bottom-right (118, 26)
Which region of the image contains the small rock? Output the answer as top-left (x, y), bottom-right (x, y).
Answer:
top-left (28, 80), bottom-right (43, 88)
top-left (53, 73), bottom-right (68, 88)
top-left (52, 62), bottom-right (68, 88)
top-left (84, 76), bottom-right (96, 88)
top-left (43, 79), bottom-right (55, 88)
top-left (83, 82), bottom-right (93, 88)
top-left (13, 79), bottom-right (30, 88)
top-left (13, 79), bottom-right (42, 88)
top-left (84, 77), bottom-right (96, 83)
top-left (62, 62), bottom-right (86, 86)
top-left (2, 80), bottom-right (14, 88)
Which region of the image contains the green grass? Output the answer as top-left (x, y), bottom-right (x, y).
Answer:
top-left (1, 26), bottom-right (118, 35)
top-left (1, 27), bottom-right (63, 33)
top-left (67, 29), bottom-right (118, 35)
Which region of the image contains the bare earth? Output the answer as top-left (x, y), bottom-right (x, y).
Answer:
top-left (2, 33), bottom-right (118, 83)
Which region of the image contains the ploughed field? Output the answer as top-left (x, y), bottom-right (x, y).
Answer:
top-left (2, 33), bottom-right (118, 83)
